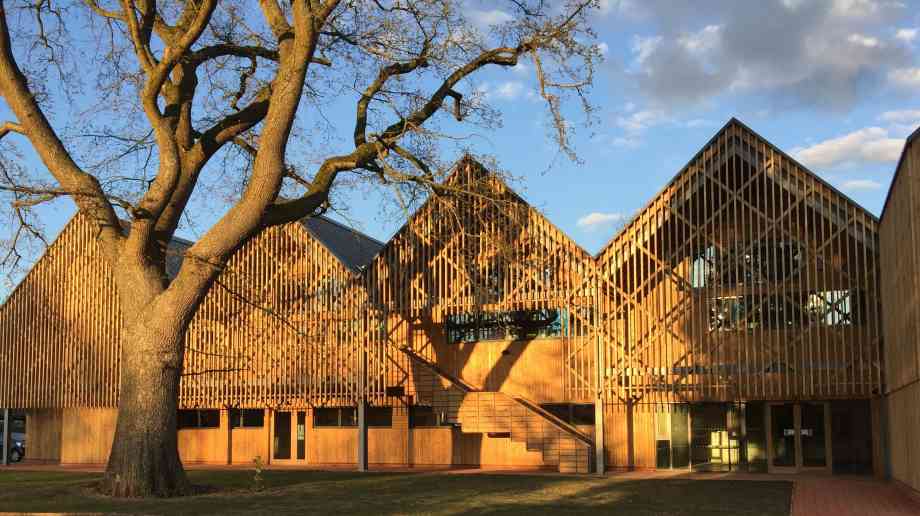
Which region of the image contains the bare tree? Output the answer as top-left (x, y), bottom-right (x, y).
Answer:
top-left (0, 0), bottom-right (598, 497)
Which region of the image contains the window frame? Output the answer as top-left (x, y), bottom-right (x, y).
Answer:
top-left (230, 408), bottom-right (265, 428)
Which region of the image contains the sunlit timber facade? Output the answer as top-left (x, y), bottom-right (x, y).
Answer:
top-left (0, 119), bottom-right (885, 475)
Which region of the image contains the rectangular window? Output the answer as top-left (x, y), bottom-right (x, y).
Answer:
top-left (539, 403), bottom-right (595, 426)
top-left (409, 406), bottom-right (447, 427)
top-left (178, 409), bottom-right (220, 429)
top-left (366, 407), bottom-right (393, 427)
top-left (230, 409), bottom-right (265, 428)
top-left (806, 290), bottom-right (853, 326)
top-left (313, 407), bottom-right (358, 427)
top-left (445, 308), bottom-right (567, 343)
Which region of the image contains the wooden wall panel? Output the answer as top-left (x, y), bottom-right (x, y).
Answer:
top-left (178, 429), bottom-right (226, 464)
top-left (230, 427), bottom-right (269, 465)
top-left (60, 408), bottom-right (116, 464)
top-left (410, 428), bottom-right (453, 465)
top-left (310, 429), bottom-right (358, 464)
top-left (429, 338), bottom-right (567, 402)
top-left (604, 403), bottom-right (657, 470)
top-left (0, 215), bottom-right (120, 409)
top-left (24, 409), bottom-right (62, 463)
top-left (880, 130), bottom-right (920, 493)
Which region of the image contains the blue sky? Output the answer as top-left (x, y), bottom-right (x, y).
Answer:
top-left (5, 0), bottom-right (920, 286)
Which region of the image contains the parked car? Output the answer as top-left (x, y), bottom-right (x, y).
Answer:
top-left (1, 414), bottom-right (25, 462)
top-left (1, 438), bottom-right (24, 462)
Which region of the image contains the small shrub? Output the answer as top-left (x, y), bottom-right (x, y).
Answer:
top-left (252, 456), bottom-right (265, 492)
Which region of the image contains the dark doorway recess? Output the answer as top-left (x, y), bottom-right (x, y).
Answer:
top-left (274, 412), bottom-right (292, 460)
top-left (831, 400), bottom-right (873, 475)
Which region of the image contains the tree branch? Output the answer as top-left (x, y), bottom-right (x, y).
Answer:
top-left (0, 120), bottom-right (23, 140)
top-left (0, 0), bottom-right (123, 252)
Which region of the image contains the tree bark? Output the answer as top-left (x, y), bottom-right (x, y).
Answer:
top-left (100, 267), bottom-right (197, 497)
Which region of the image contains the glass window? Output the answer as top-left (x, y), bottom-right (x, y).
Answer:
top-left (313, 407), bottom-right (358, 427)
top-left (806, 290), bottom-right (853, 326)
top-left (409, 406), bottom-right (447, 427)
top-left (366, 407), bottom-right (392, 427)
top-left (178, 409), bottom-right (220, 429)
top-left (445, 308), bottom-right (567, 343)
top-left (230, 409), bottom-right (264, 428)
top-left (538, 403), bottom-right (595, 425)
top-left (313, 408), bottom-right (340, 427)
top-left (691, 246), bottom-right (717, 288)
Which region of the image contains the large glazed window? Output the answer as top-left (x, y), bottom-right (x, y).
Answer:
top-left (445, 308), bottom-right (567, 343)
top-left (692, 241), bottom-right (805, 288)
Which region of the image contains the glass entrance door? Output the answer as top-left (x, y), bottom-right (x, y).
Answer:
top-left (273, 411), bottom-right (292, 460)
top-left (770, 404), bottom-right (796, 470)
top-left (767, 402), bottom-right (830, 473)
top-left (800, 403), bottom-right (827, 469)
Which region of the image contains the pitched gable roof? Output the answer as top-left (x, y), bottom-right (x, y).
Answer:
top-left (372, 154), bottom-right (593, 261)
top-left (596, 117), bottom-right (878, 261)
top-left (299, 215), bottom-right (385, 272)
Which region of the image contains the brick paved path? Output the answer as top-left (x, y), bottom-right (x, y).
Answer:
top-left (791, 477), bottom-right (920, 516)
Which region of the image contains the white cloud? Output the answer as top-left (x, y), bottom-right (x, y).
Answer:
top-left (468, 9), bottom-right (512, 29)
top-left (616, 109), bottom-right (669, 133)
top-left (630, 34), bottom-right (663, 68)
top-left (477, 81), bottom-right (538, 103)
top-left (511, 62), bottom-right (529, 75)
top-left (879, 109), bottom-right (920, 135)
top-left (494, 81), bottom-right (524, 99)
top-left (889, 67), bottom-right (920, 88)
top-left (880, 109), bottom-right (920, 123)
top-left (612, 135), bottom-right (642, 148)
top-left (841, 179), bottom-right (883, 191)
top-left (683, 119), bottom-right (714, 128)
top-left (597, 42), bottom-right (610, 56)
top-left (895, 28), bottom-right (918, 43)
top-left (623, 2), bottom-right (910, 109)
top-left (678, 25), bottom-right (722, 54)
top-left (577, 212), bottom-right (626, 231)
top-left (830, 0), bottom-right (906, 19)
top-left (792, 127), bottom-right (903, 168)
top-left (848, 33), bottom-right (881, 48)
top-left (596, 0), bottom-right (636, 17)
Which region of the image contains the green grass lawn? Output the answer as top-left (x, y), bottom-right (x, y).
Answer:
top-left (0, 469), bottom-right (792, 515)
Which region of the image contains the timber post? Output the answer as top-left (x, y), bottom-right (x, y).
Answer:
top-left (357, 339), bottom-right (369, 472)
top-left (594, 285), bottom-right (606, 475)
top-left (1, 408), bottom-right (8, 466)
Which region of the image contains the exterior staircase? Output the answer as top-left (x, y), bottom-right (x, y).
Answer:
top-left (402, 347), bottom-right (594, 473)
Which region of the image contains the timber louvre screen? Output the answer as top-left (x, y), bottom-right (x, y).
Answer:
top-left (0, 119), bottom-right (882, 418)
top-left (597, 120), bottom-right (882, 407)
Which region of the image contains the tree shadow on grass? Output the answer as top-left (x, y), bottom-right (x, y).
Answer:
top-left (0, 470), bottom-right (792, 516)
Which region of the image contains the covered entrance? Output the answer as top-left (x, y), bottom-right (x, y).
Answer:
top-left (766, 402), bottom-right (830, 473)
top-left (272, 410), bottom-right (308, 463)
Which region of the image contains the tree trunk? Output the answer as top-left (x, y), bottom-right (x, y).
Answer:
top-left (100, 275), bottom-right (193, 497)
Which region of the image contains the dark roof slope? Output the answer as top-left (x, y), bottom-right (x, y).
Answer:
top-left (300, 215), bottom-right (384, 272)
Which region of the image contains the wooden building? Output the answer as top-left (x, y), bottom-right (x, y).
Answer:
top-left (0, 119), bottom-right (884, 476)
top-left (879, 127), bottom-right (920, 494)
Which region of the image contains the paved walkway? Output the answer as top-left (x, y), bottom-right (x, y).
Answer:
top-left (790, 476), bottom-right (920, 516)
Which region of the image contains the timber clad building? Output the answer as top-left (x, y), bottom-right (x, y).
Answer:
top-left (1, 118), bottom-right (907, 480)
